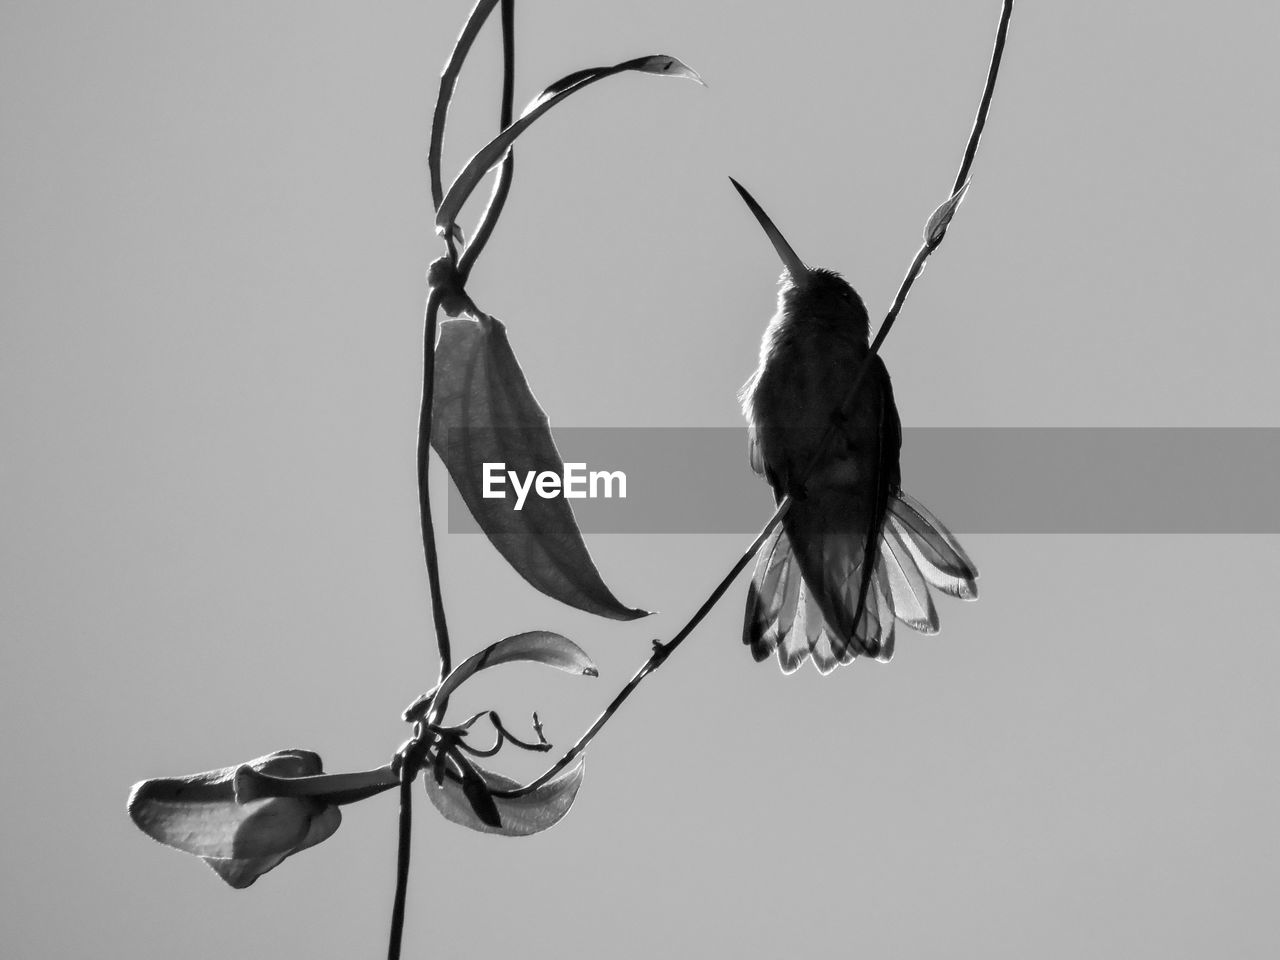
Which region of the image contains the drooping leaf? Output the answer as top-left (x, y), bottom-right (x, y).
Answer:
top-left (426, 755), bottom-right (586, 836)
top-left (435, 630), bottom-right (598, 706)
top-left (435, 55), bottom-right (703, 233)
top-left (924, 180), bottom-right (970, 245)
top-left (127, 749), bottom-right (342, 888)
top-left (432, 314), bottom-right (649, 619)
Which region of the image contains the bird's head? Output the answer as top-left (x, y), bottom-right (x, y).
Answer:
top-left (779, 267), bottom-right (867, 329)
top-left (730, 178), bottom-right (869, 336)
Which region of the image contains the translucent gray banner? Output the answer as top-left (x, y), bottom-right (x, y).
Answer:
top-left (444, 428), bottom-right (1280, 534)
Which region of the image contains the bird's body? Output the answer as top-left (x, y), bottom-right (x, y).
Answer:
top-left (742, 269), bottom-right (887, 502)
top-left (732, 181), bottom-right (977, 674)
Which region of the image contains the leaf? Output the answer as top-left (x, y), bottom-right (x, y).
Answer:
top-left (204, 806), bottom-right (341, 889)
top-left (435, 55), bottom-right (703, 232)
top-left (924, 180), bottom-right (970, 245)
top-left (127, 749), bottom-right (342, 888)
top-left (432, 314), bottom-right (649, 620)
top-left (435, 630), bottom-right (598, 706)
top-left (426, 756), bottom-right (586, 836)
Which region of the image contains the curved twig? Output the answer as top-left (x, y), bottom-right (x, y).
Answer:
top-left (429, 0), bottom-right (503, 210)
top-left (494, 513), bottom-right (786, 796)
top-left (458, 0), bottom-right (516, 281)
top-left (953, 0), bottom-right (1014, 195)
top-left (434, 55), bottom-right (702, 234)
top-left (454, 710), bottom-right (551, 759)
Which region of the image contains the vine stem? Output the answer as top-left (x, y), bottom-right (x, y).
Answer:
top-left (389, 3), bottom-right (522, 952)
top-left (952, 0), bottom-right (1014, 195)
top-left (501, 0), bottom-right (1016, 799)
top-left (493, 509), bottom-right (788, 797)
top-left (418, 287), bottom-right (451, 682)
top-left (429, 0), bottom-right (502, 210)
top-left (384, 285), bottom-right (447, 960)
top-left (386, 772), bottom-right (414, 960)
top-left (459, 0), bottom-right (516, 282)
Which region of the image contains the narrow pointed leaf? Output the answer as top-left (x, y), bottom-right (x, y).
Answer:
top-left (924, 181), bottom-right (970, 245)
top-left (427, 755), bottom-right (586, 836)
top-left (435, 630), bottom-right (598, 706)
top-left (432, 314), bottom-right (649, 619)
top-left (436, 55), bottom-right (702, 232)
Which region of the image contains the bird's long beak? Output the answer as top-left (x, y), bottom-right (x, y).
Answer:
top-left (729, 177), bottom-right (808, 281)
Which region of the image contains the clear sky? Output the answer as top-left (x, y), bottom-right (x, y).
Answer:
top-left (3, 1), bottom-right (1278, 957)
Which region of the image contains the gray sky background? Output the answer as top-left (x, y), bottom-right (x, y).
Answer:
top-left (3, 1), bottom-right (1278, 957)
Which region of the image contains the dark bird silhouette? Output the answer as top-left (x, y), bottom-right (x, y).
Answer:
top-left (734, 178), bottom-right (977, 674)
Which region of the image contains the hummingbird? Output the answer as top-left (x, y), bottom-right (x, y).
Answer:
top-left (733, 178), bottom-right (978, 674)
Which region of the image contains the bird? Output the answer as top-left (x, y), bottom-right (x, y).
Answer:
top-left (733, 177), bottom-right (978, 674)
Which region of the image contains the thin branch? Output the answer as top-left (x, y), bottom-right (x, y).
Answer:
top-left (418, 287), bottom-right (451, 681)
top-left (796, 1), bottom-right (1015, 478)
top-left (499, 0), bottom-right (515, 129)
top-left (458, 0), bottom-right (516, 281)
top-left (499, 0), bottom-right (1015, 799)
top-left (488, 710), bottom-right (551, 752)
top-left (454, 710), bottom-right (551, 758)
top-left (953, 0), bottom-right (1014, 195)
top-left (430, 0), bottom-right (503, 210)
top-left (495, 512), bottom-right (787, 797)
top-left (386, 772), bottom-right (414, 960)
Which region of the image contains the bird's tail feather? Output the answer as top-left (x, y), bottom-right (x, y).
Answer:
top-left (743, 490), bottom-right (977, 674)
top-left (887, 491), bottom-right (978, 600)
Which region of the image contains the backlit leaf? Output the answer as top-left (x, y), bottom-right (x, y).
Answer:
top-left (435, 630), bottom-right (598, 706)
top-left (432, 314), bottom-right (649, 619)
top-left (426, 755), bottom-right (586, 836)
